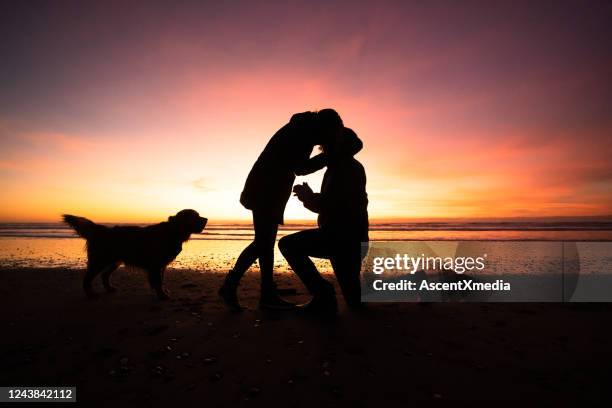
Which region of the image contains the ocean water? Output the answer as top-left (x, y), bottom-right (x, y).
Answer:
top-left (0, 222), bottom-right (611, 273)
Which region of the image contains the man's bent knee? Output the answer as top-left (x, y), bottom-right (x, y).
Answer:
top-left (278, 235), bottom-right (295, 255)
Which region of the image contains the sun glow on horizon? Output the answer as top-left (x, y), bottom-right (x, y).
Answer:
top-left (1, 2), bottom-right (610, 222)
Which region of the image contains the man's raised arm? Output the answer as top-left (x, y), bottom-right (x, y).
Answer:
top-left (293, 183), bottom-right (321, 213)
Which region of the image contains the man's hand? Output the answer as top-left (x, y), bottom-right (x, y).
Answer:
top-left (293, 182), bottom-right (313, 202)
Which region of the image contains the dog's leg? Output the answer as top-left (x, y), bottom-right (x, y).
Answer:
top-left (101, 262), bottom-right (120, 293)
top-left (84, 261), bottom-right (105, 299)
top-left (147, 267), bottom-right (170, 300)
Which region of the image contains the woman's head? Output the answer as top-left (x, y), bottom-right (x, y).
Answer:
top-left (315, 108), bottom-right (343, 145)
top-left (317, 108), bottom-right (343, 129)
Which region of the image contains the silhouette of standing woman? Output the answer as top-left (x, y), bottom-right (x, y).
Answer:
top-left (219, 109), bottom-right (358, 310)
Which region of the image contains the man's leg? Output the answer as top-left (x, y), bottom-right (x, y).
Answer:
top-left (331, 242), bottom-right (365, 309)
top-left (278, 229), bottom-right (334, 295)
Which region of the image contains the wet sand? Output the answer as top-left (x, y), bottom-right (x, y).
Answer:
top-left (1, 267), bottom-right (611, 405)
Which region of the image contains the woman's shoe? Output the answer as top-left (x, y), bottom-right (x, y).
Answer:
top-left (259, 292), bottom-right (295, 310)
top-left (218, 284), bottom-right (244, 312)
top-left (271, 281), bottom-right (298, 296)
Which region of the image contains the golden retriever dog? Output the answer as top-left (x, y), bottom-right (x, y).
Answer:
top-left (63, 210), bottom-right (207, 300)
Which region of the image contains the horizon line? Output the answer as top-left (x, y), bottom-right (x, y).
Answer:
top-left (2, 215), bottom-right (612, 224)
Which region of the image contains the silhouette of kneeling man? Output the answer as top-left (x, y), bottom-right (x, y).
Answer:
top-left (279, 128), bottom-right (369, 313)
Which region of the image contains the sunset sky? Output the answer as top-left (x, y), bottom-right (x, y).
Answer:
top-left (1, 0), bottom-right (611, 222)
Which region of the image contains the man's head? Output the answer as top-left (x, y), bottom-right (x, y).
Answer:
top-left (315, 108), bottom-right (343, 145)
top-left (320, 127), bottom-right (360, 160)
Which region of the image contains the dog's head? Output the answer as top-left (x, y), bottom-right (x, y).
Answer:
top-left (168, 209), bottom-right (207, 236)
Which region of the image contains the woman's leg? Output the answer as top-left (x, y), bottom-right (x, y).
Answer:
top-left (223, 227), bottom-right (259, 289)
top-left (226, 241), bottom-right (257, 285)
top-left (252, 211), bottom-right (278, 293)
top-left (219, 215), bottom-right (259, 311)
top-left (221, 211), bottom-right (291, 309)
top-left (252, 212), bottom-right (296, 309)
top-left (224, 209), bottom-right (278, 285)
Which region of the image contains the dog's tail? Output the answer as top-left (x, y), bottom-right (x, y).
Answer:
top-left (62, 214), bottom-right (104, 240)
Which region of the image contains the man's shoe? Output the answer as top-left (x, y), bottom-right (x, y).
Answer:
top-left (296, 294), bottom-right (338, 314)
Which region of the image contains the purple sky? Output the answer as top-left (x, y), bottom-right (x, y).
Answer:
top-left (0, 0), bottom-right (610, 221)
